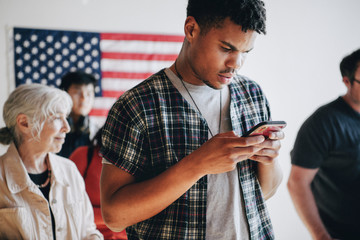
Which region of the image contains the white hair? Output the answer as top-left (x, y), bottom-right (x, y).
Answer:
top-left (0, 83), bottom-right (73, 146)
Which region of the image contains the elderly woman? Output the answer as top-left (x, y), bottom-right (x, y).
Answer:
top-left (0, 84), bottom-right (103, 239)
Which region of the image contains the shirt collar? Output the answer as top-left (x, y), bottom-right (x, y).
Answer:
top-left (4, 143), bottom-right (30, 193)
top-left (4, 143), bottom-right (69, 193)
top-left (47, 152), bottom-right (69, 187)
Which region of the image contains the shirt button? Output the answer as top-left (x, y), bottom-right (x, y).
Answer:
top-left (57, 227), bottom-right (63, 232)
top-left (52, 199), bottom-right (57, 204)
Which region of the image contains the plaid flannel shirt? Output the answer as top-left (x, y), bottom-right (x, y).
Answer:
top-left (101, 69), bottom-right (274, 240)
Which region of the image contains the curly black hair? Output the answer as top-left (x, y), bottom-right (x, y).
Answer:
top-left (187, 0), bottom-right (266, 35)
top-left (340, 48), bottom-right (360, 84)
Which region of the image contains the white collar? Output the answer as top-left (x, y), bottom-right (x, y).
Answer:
top-left (3, 143), bottom-right (68, 193)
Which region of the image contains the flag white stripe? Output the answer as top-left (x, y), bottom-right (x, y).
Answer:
top-left (100, 40), bottom-right (182, 54)
top-left (102, 78), bottom-right (143, 91)
top-left (93, 97), bottom-right (117, 109)
top-left (101, 59), bottom-right (173, 73)
top-left (89, 115), bottom-right (109, 127)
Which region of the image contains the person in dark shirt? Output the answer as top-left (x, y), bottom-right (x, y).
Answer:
top-left (58, 70), bottom-right (100, 158)
top-left (288, 48), bottom-right (360, 240)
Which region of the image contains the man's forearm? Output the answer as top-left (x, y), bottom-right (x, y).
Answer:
top-left (101, 132), bottom-right (268, 231)
top-left (257, 159), bottom-right (283, 199)
top-left (287, 179), bottom-right (331, 240)
top-left (101, 154), bottom-right (205, 232)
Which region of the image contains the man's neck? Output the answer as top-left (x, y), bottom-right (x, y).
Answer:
top-left (172, 53), bottom-right (205, 86)
top-left (342, 95), bottom-right (360, 113)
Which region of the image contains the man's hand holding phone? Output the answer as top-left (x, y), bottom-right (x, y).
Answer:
top-left (243, 121), bottom-right (286, 164)
top-left (183, 121), bottom-right (286, 177)
top-left (239, 121), bottom-right (286, 199)
top-left (242, 121), bottom-right (286, 138)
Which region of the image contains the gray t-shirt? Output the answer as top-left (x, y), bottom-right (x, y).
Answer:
top-left (165, 68), bottom-right (250, 240)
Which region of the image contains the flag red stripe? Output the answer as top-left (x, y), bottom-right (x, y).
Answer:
top-left (101, 33), bottom-right (184, 42)
top-left (102, 52), bottom-right (178, 61)
top-left (102, 71), bottom-right (153, 79)
top-left (89, 108), bottom-right (110, 116)
top-left (102, 90), bottom-right (126, 98)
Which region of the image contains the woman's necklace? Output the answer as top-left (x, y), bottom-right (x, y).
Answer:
top-left (174, 61), bottom-right (222, 137)
top-left (35, 158), bottom-right (51, 188)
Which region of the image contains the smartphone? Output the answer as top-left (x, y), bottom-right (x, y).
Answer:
top-left (242, 121), bottom-right (287, 137)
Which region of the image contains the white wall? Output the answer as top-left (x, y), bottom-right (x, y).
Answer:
top-left (1, 0), bottom-right (359, 239)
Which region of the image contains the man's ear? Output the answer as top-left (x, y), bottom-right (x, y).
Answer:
top-left (184, 16), bottom-right (200, 44)
top-left (343, 76), bottom-right (352, 89)
top-left (16, 114), bottom-right (30, 135)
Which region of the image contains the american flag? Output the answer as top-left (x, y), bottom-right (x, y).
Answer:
top-left (13, 27), bottom-right (183, 125)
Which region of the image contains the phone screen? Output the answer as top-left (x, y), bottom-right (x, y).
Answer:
top-left (242, 121), bottom-right (286, 137)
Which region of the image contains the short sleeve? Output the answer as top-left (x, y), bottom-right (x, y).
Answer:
top-left (100, 95), bottom-right (148, 177)
top-left (290, 109), bottom-right (333, 169)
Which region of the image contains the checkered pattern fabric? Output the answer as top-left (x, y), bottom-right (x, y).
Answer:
top-left (101, 69), bottom-right (274, 239)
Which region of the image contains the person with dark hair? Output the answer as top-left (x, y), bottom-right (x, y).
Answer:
top-left (100, 0), bottom-right (284, 239)
top-left (69, 127), bottom-right (127, 239)
top-left (0, 84), bottom-right (103, 239)
top-left (288, 48), bottom-right (360, 240)
top-left (58, 70), bottom-right (100, 158)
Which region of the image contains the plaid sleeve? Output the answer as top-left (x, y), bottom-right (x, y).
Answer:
top-left (100, 91), bottom-right (149, 177)
top-left (243, 76), bottom-right (271, 121)
top-left (230, 76), bottom-right (271, 136)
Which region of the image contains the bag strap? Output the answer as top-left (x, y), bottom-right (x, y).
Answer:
top-left (84, 145), bottom-right (94, 179)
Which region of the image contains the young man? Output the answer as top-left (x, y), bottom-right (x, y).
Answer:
top-left (100, 0), bottom-right (284, 239)
top-left (58, 71), bottom-right (99, 158)
top-left (288, 49), bottom-right (360, 240)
